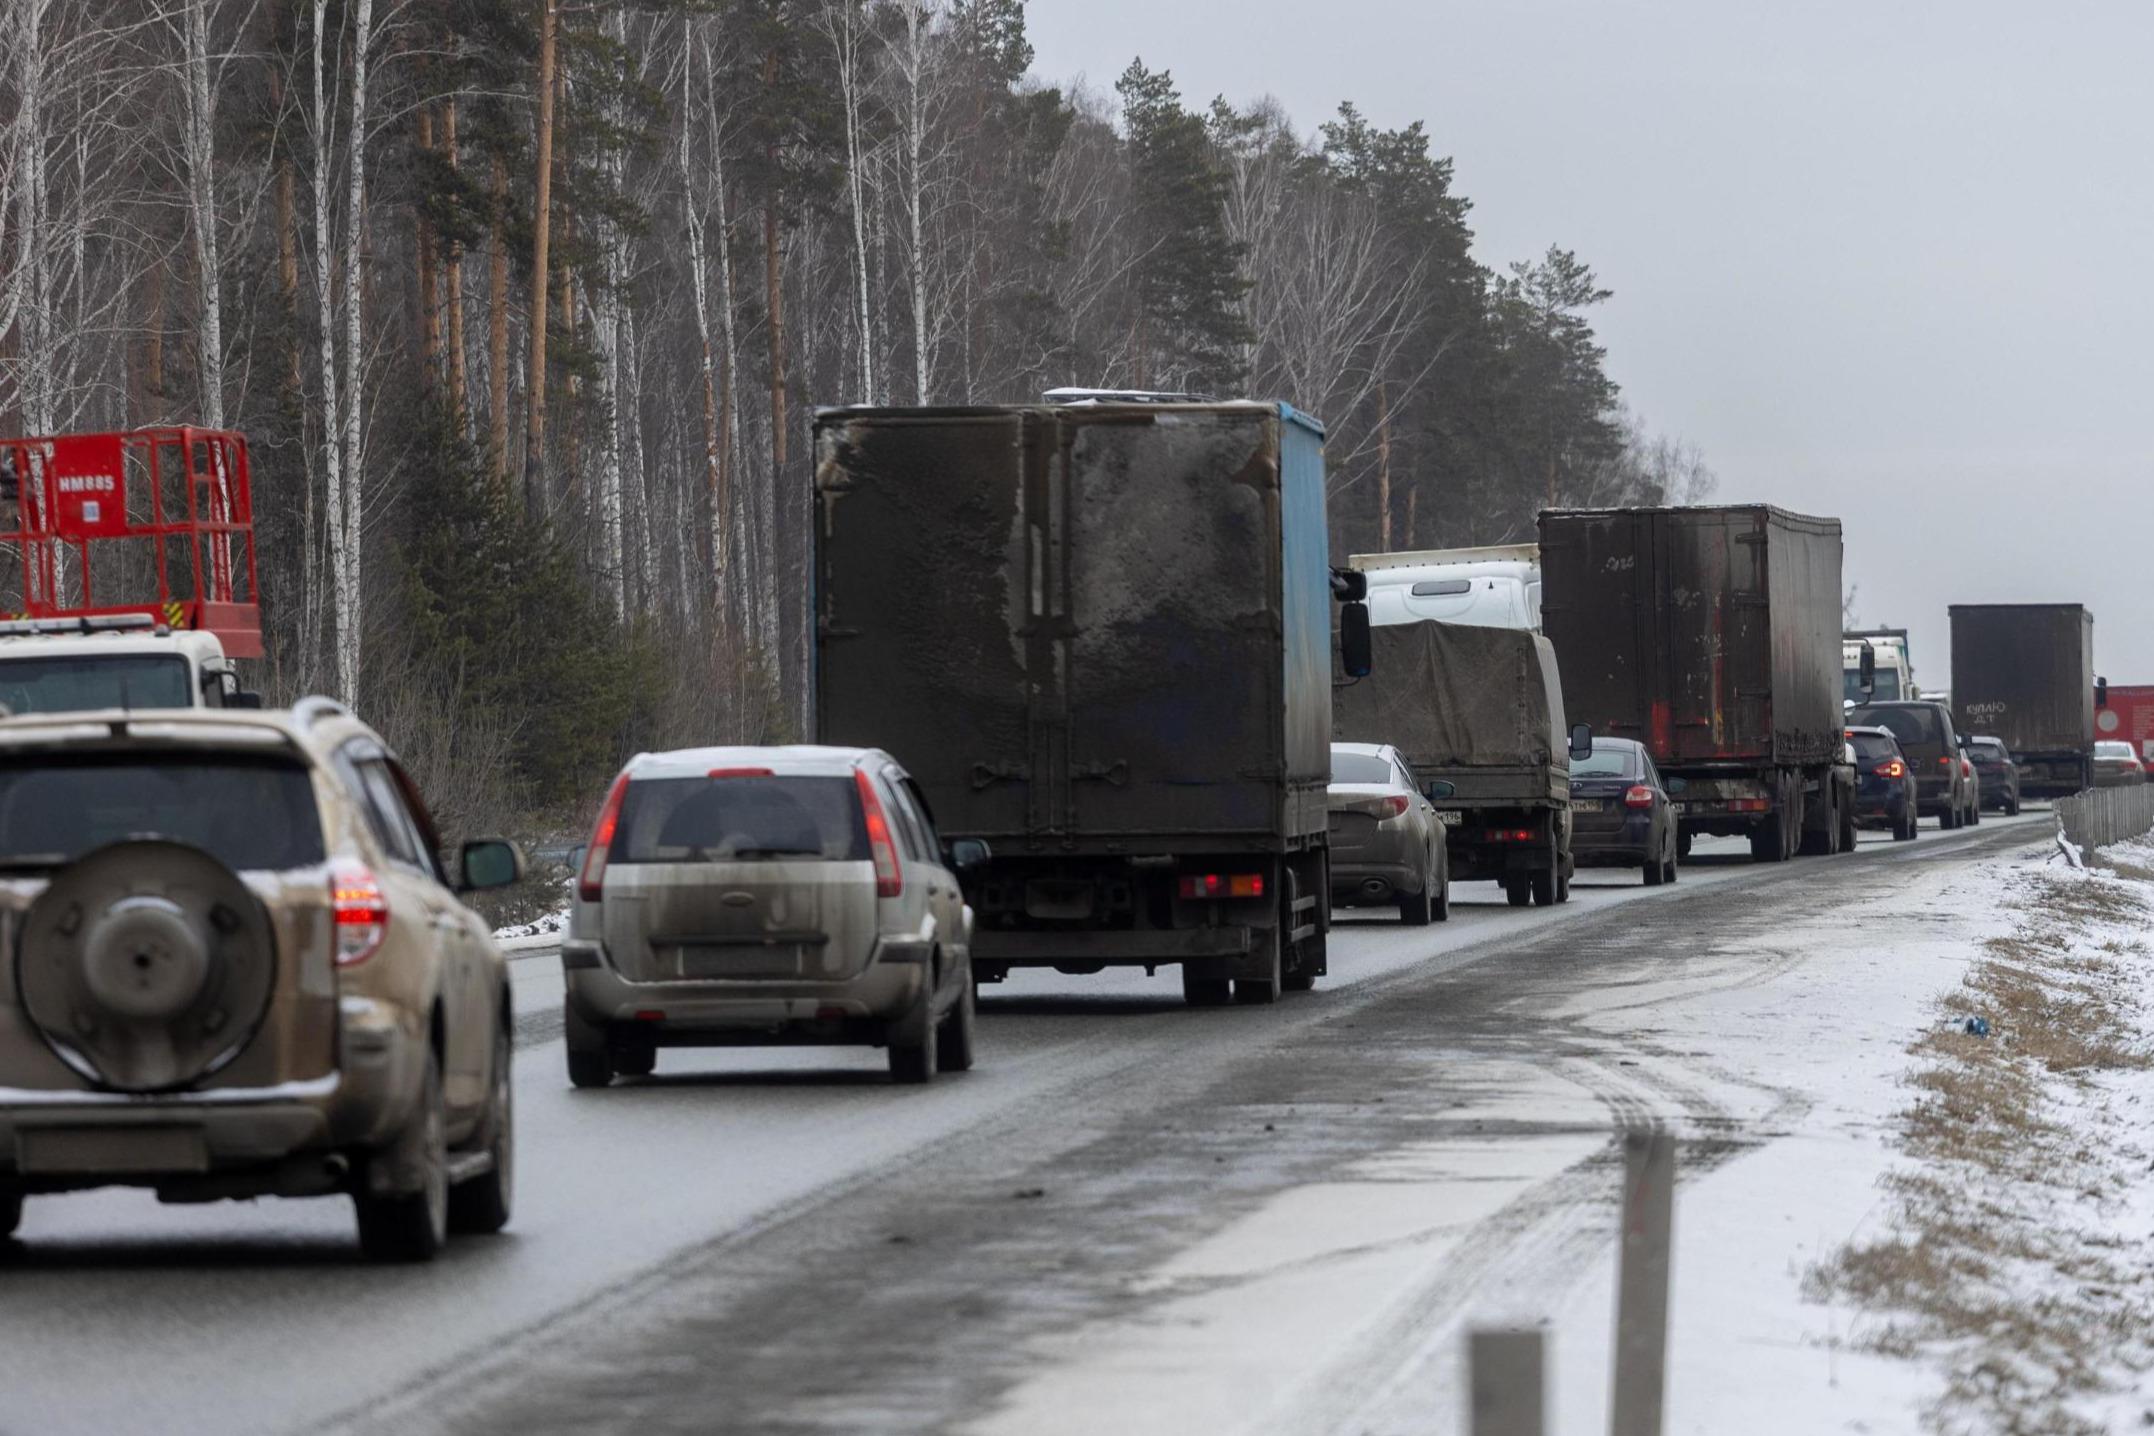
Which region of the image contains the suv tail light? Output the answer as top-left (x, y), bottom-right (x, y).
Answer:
top-left (331, 862), bottom-right (389, 966)
top-left (579, 772), bottom-right (631, 902)
top-left (1878, 758), bottom-right (1906, 780)
top-left (853, 769), bottom-right (903, 898)
top-left (1378, 795), bottom-right (1410, 820)
top-left (1623, 785), bottom-right (1656, 810)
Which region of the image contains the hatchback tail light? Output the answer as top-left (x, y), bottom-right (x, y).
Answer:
top-left (1623, 785), bottom-right (1656, 810)
top-left (331, 862), bottom-right (390, 966)
top-left (853, 769), bottom-right (904, 898)
top-left (578, 771), bottom-right (631, 902)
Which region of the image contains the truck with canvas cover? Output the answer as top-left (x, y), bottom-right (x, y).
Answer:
top-left (1539, 505), bottom-right (1855, 863)
top-left (1333, 619), bottom-right (1579, 906)
top-left (813, 399), bottom-right (1358, 1007)
top-left (1949, 604), bottom-right (2097, 798)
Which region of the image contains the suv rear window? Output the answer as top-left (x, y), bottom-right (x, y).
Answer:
top-left (1849, 732), bottom-right (1899, 762)
top-left (0, 754), bottom-right (325, 870)
top-left (0, 654), bottom-right (193, 713)
top-left (1853, 705), bottom-right (1941, 749)
top-left (614, 775), bottom-right (870, 862)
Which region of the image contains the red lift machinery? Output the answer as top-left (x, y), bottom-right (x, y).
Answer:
top-left (0, 428), bottom-right (261, 658)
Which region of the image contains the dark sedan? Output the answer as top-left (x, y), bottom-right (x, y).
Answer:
top-left (1569, 737), bottom-right (1677, 885)
top-left (1968, 736), bottom-right (2021, 815)
top-left (1848, 726), bottom-right (1919, 841)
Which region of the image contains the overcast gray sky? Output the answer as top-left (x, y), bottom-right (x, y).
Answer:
top-left (1028, 0), bottom-right (2154, 684)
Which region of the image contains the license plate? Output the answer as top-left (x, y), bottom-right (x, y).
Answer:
top-left (678, 944), bottom-right (802, 980)
top-left (1673, 802), bottom-right (1695, 815)
top-left (18, 1126), bottom-right (209, 1175)
top-left (1436, 811), bottom-right (1462, 826)
top-left (1572, 798), bottom-right (1608, 813)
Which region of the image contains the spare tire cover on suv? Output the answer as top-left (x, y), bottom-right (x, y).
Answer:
top-left (16, 841), bottom-right (277, 1092)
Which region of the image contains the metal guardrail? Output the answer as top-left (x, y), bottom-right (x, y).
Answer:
top-left (2055, 785), bottom-right (2154, 857)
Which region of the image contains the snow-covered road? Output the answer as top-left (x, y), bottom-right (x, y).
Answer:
top-left (0, 811), bottom-right (2056, 1435)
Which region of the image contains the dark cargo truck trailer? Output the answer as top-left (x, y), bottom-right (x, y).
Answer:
top-left (1539, 505), bottom-right (1856, 863)
top-left (1949, 604), bottom-right (2097, 798)
top-left (1334, 620), bottom-right (1579, 906)
top-left (813, 400), bottom-right (1354, 1006)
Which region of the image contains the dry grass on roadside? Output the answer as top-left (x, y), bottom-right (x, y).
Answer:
top-left (1807, 866), bottom-right (2154, 1435)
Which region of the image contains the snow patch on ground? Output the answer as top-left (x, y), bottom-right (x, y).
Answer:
top-left (494, 908), bottom-right (569, 950)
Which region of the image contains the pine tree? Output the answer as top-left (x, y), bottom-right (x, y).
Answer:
top-left (1115, 60), bottom-right (1249, 394)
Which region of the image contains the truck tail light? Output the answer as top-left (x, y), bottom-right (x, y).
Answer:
top-left (853, 769), bottom-right (904, 898)
top-left (579, 772), bottom-right (631, 902)
top-left (1179, 873), bottom-right (1266, 899)
top-left (1623, 785), bottom-right (1656, 810)
top-left (331, 862), bottom-right (390, 966)
top-left (1486, 828), bottom-right (1539, 843)
top-left (1728, 798), bottom-right (1770, 813)
top-left (1378, 795), bottom-right (1410, 820)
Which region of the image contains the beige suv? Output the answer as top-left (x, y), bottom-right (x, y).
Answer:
top-left (564, 745), bottom-right (978, 1085)
top-left (0, 698), bottom-right (522, 1261)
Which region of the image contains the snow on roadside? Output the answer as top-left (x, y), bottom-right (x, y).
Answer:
top-left (494, 908), bottom-right (568, 951)
top-left (1807, 848), bottom-right (2154, 1434)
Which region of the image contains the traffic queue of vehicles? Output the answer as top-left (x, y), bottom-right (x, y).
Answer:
top-left (0, 404), bottom-right (2131, 1259)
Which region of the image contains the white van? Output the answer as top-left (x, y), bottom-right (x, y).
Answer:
top-left (1351, 544), bottom-right (1541, 631)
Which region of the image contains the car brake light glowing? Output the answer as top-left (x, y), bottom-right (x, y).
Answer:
top-left (1939, 756), bottom-right (1954, 768)
top-left (1486, 828), bottom-right (1539, 842)
top-left (1879, 759), bottom-right (1906, 780)
top-left (1378, 795), bottom-right (1410, 820)
top-left (1178, 873), bottom-right (1266, 899)
top-left (853, 769), bottom-right (904, 898)
top-left (1623, 785), bottom-right (1656, 810)
top-left (330, 862), bottom-right (389, 966)
top-left (579, 771), bottom-right (631, 902)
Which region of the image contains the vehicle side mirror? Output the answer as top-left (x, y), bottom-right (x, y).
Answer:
top-left (565, 843), bottom-right (588, 874)
top-left (948, 838), bottom-right (992, 871)
top-left (1339, 602), bottom-right (1373, 680)
top-left (1330, 566), bottom-right (1368, 602)
top-left (1424, 779), bottom-right (1456, 801)
top-left (1859, 641), bottom-right (1876, 698)
top-left (1568, 723), bottom-right (1593, 762)
top-left (2096, 677), bottom-right (2109, 709)
top-left (459, 838), bottom-right (524, 892)
top-left (229, 690), bottom-right (264, 709)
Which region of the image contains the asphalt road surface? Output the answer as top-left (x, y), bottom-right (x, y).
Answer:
top-left (0, 810), bottom-right (2053, 1436)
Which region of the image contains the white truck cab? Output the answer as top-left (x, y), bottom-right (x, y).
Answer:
top-left (1843, 630), bottom-right (1915, 706)
top-left (1350, 544), bottom-right (1542, 631)
top-left (0, 615), bottom-right (258, 713)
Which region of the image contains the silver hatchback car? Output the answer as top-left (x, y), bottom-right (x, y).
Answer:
top-left (561, 746), bottom-right (977, 1085)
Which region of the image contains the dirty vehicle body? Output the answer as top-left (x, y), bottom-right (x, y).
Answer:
top-left (813, 401), bottom-right (1347, 1006)
top-left (562, 746), bottom-right (977, 1085)
top-left (1540, 505), bottom-right (1855, 864)
top-left (1334, 620), bottom-right (1576, 907)
top-left (1968, 737), bottom-right (2021, 814)
top-left (0, 702), bottom-right (521, 1260)
top-left (1846, 725), bottom-right (1921, 840)
top-left (1326, 742), bottom-right (1448, 924)
top-left (1568, 737), bottom-right (1679, 884)
top-left (1949, 604), bottom-right (2095, 799)
top-left (1847, 700), bottom-right (1979, 828)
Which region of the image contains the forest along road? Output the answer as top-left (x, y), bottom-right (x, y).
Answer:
top-left (0, 812), bottom-right (2050, 1436)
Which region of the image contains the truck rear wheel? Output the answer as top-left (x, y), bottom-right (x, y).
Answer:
top-left (1750, 818), bottom-right (1789, 863)
top-left (1528, 867), bottom-right (1556, 906)
top-left (1504, 879), bottom-right (1531, 907)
